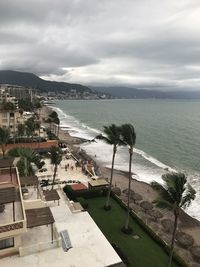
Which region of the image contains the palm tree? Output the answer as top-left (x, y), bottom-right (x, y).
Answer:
top-left (8, 147), bottom-right (44, 176)
top-left (0, 127), bottom-right (10, 157)
top-left (96, 124), bottom-right (123, 210)
top-left (151, 172), bottom-right (196, 267)
top-left (121, 123), bottom-right (136, 233)
top-left (49, 146), bottom-right (62, 189)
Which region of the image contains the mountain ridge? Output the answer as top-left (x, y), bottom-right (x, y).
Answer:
top-left (90, 86), bottom-right (200, 99)
top-left (1, 70), bottom-right (200, 99)
top-left (0, 70), bottom-right (92, 93)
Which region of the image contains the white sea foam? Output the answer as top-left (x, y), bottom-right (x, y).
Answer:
top-left (134, 148), bottom-right (175, 172)
top-left (49, 104), bottom-right (200, 221)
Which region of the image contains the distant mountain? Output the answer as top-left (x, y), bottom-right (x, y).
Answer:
top-left (90, 86), bottom-right (200, 99)
top-left (0, 70), bottom-right (92, 93)
top-left (1, 70), bottom-right (200, 99)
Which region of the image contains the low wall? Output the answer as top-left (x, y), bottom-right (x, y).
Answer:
top-left (5, 140), bottom-right (59, 153)
top-left (23, 199), bottom-right (47, 210)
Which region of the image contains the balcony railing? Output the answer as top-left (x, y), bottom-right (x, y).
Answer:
top-left (0, 220), bottom-right (26, 239)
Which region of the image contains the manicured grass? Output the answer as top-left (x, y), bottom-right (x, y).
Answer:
top-left (84, 196), bottom-right (181, 267)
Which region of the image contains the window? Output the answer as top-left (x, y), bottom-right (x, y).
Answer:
top-left (0, 238), bottom-right (14, 250)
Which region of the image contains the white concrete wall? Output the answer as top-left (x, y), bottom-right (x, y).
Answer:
top-left (23, 199), bottom-right (47, 210)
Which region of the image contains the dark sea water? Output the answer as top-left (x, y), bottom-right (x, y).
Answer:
top-left (51, 99), bottom-right (200, 220)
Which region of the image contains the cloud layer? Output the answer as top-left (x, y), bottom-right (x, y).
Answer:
top-left (0, 0), bottom-right (200, 90)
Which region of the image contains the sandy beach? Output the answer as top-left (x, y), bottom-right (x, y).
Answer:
top-left (41, 104), bottom-right (200, 266)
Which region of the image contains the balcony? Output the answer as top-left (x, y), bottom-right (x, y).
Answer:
top-left (0, 167), bottom-right (26, 239)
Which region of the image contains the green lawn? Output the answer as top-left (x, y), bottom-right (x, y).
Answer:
top-left (84, 196), bottom-right (181, 267)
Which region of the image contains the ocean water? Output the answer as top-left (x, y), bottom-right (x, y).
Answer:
top-left (50, 99), bottom-right (200, 220)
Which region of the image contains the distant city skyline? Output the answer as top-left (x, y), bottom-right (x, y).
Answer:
top-left (0, 0), bottom-right (200, 90)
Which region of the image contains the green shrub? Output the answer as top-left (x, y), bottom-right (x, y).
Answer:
top-left (63, 185), bottom-right (103, 201)
top-left (78, 197), bottom-right (89, 210)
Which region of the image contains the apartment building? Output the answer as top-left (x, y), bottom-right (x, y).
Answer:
top-left (0, 84), bottom-right (34, 101)
top-left (0, 88), bottom-right (23, 135)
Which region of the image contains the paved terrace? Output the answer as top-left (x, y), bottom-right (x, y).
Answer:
top-left (36, 157), bottom-right (92, 187)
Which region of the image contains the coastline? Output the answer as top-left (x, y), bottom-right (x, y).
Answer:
top-left (41, 104), bottom-right (200, 255)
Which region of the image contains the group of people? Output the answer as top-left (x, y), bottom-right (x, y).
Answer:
top-left (65, 163), bottom-right (74, 171)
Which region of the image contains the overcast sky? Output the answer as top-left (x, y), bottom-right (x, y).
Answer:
top-left (0, 0), bottom-right (200, 90)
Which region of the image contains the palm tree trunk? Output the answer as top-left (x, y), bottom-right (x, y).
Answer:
top-left (168, 212), bottom-right (178, 267)
top-left (2, 144), bottom-right (6, 157)
top-left (24, 157), bottom-right (28, 177)
top-left (52, 164), bottom-right (57, 190)
top-left (125, 150), bottom-right (133, 230)
top-left (105, 145), bottom-right (116, 208)
top-left (57, 124), bottom-right (60, 137)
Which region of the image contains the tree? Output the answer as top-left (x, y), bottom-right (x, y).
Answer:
top-left (17, 124), bottom-right (26, 139)
top-left (151, 172), bottom-right (196, 267)
top-left (8, 147), bottom-right (45, 176)
top-left (0, 127), bottom-right (10, 157)
top-left (3, 102), bottom-right (16, 111)
top-left (120, 123), bottom-right (136, 233)
top-left (96, 124), bottom-right (123, 210)
top-left (25, 117), bottom-right (36, 141)
top-left (49, 111), bottom-right (58, 120)
top-left (49, 146), bottom-right (62, 189)
top-left (18, 99), bottom-right (33, 111)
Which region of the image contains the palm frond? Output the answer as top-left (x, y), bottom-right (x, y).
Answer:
top-left (153, 198), bottom-right (174, 210)
top-left (181, 183), bottom-right (196, 208)
top-left (95, 134), bottom-right (113, 145)
top-left (120, 124), bottom-right (136, 148)
top-left (151, 172), bottom-right (196, 213)
top-left (151, 181), bottom-right (174, 205)
top-left (95, 124), bottom-right (123, 146)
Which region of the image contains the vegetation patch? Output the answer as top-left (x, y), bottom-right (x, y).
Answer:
top-left (85, 196), bottom-right (184, 267)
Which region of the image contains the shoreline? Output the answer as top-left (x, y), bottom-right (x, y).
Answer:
top-left (41, 104), bottom-right (200, 252)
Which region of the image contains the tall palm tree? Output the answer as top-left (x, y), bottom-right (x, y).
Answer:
top-left (96, 124), bottom-right (123, 210)
top-left (151, 172), bottom-right (196, 267)
top-left (49, 146), bottom-right (62, 189)
top-left (0, 127), bottom-right (10, 157)
top-left (121, 123), bottom-right (136, 232)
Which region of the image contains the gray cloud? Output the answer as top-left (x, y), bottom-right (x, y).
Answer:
top-left (0, 0), bottom-right (200, 90)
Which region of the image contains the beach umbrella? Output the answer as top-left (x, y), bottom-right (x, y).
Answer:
top-left (131, 193), bottom-right (143, 203)
top-left (149, 222), bottom-right (159, 232)
top-left (130, 203), bottom-right (143, 213)
top-left (140, 201), bottom-right (153, 212)
top-left (122, 188), bottom-right (135, 196)
top-left (176, 232), bottom-right (194, 248)
top-left (149, 209), bottom-right (163, 221)
top-left (112, 187), bottom-right (121, 196)
top-left (161, 219), bottom-right (173, 234)
top-left (120, 195), bottom-right (128, 204)
top-left (190, 246), bottom-right (200, 263)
